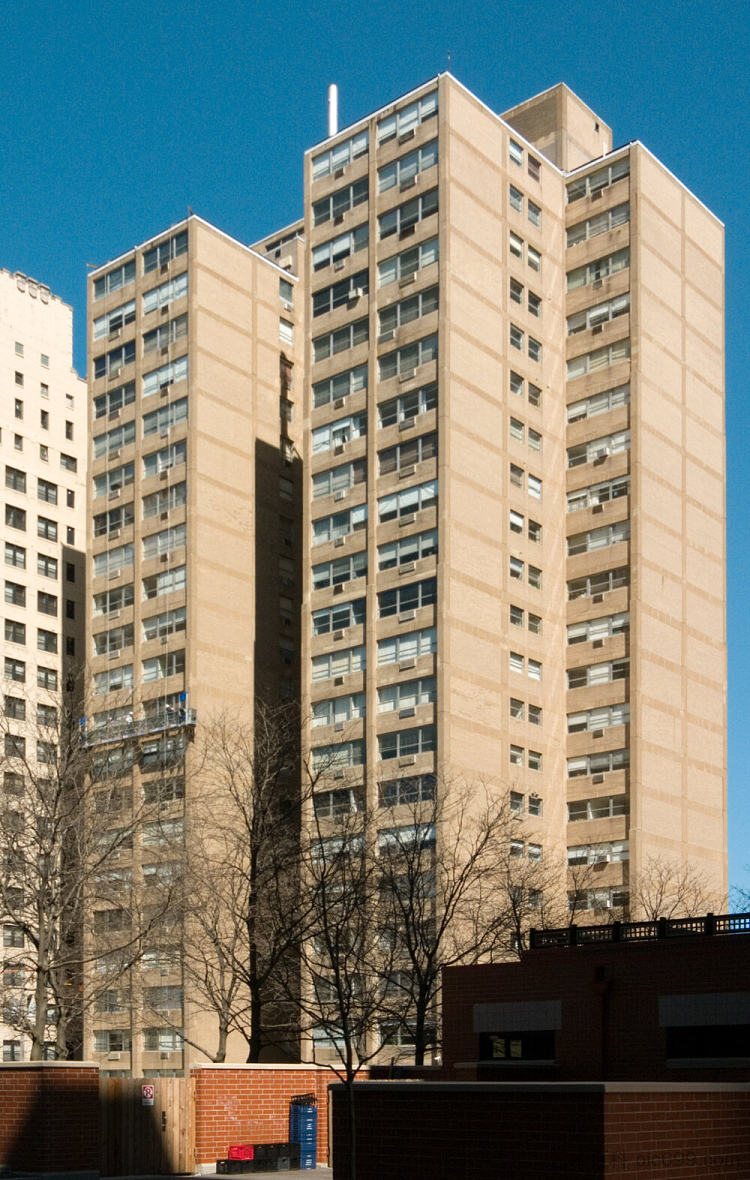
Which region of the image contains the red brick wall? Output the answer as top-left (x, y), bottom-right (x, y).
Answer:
top-left (442, 936), bottom-right (750, 1081)
top-left (0, 1063), bottom-right (100, 1173)
top-left (191, 1065), bottom-right (332, 1165)
top-left (330, 1083), bottom-right (750, 1180)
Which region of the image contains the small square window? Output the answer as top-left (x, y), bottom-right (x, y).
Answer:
top-left (510, 605), bottom-right (524, 627)
top-left (39, 445), bottom-right (48, 461)
top-left (528, 704), bottom-right (543, 726)
top-left (528, 750), bottom-right (542, 772)
top-left (509, 699), bottom-right (524, 721)
top-left (40, 383), bottom-right (49, 398)
top-left (528, 156), bottom-right (541, 181)
top-left (40, 410), bottom-right (49, 430)
top-left (14, 342), bottom-right (24, 357)
top-left (509, 278), bottom-right (523, 305)
top-left (528, 612), bottom-right (542, 635)
top-left (510, 745), bottom-right (524, 767)
top-left (510, 789), bottom-right (524, 811)
top-left (66, 526), bottom-right (75, 545)
top-left (14, 372), bottom-right (23, 387)
top-left (527, 247), bottom-right (541, 273)
top-left (14, 399), bottom-right (23, 420)
top-left (65, 421), bottom-right (74, 440)
top-left (509, 185), bottom-right (523, 213)
top-left (528, 794), bottom-right (543, 816)
top-left (527, 201), bottom-right (541, 228)
top-left (41, 354), bottom-right (49, 368)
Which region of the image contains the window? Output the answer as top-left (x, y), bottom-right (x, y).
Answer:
top-left (378, 90), bottom-right (437, 143)
top-left (377, 626), bottom-right (436, 665)
top-left (4, 657), bottom-right (24, 683)
top-left (378, 528), bottom-right (437, 571)
top-left (93, 623), bottom-right (134, 655)
top-left (37, 592), bottom-right (57, 616)
top-left (379, 286), bottom-right (438, 337)
top-left (94, 258), bottom-right (136, 300)
top-left (312, 129), bottom-right (369, 180)
top-left (567, 247), bottom-right (630, 292)
top-left (142, 439), bottom-right (187, 478)
top-left (567, 612), bottom-right (629, 645)
top-left (378, 188), bottom-right (438, 241)
top-left (37, 478), bottom-right (58, 505)
top-left (37, 555), bottom-right (58, 579)
top-left (93, 298), bottom-right (136, 340)
top-left (312, 458), bottom-right (366, 499)
top-left (5, 466), bottom-right (26, 492)
top-left (142, 397), bottom-right (188, 437)
top-left (4, 582), bottom-right (25, 607)
top-left (567, 476), bottom-right (630, 513)
top-left (5, 506), bottom-right (25, 531)
top-left (37, 666), bottom-right (57, 690)
top-left (313, 270), bottom-right (368, 319)
top-left (37, 628), bottom-right (57, 653)
top-left (528, 156), bottom-right (541, 182)
top-left (14, 373), bottom-right (23, 388)
top-left (311, 739), bottom-right (365, 770)
top-left (142, 564), bottom-right (186, 600)
top-left (567, 293), bottom-right (630, 336)
top-left (93, 665), bottom-right (134, 695)
top-left (4, 735), bottom-right (25, 758)
top-left (378, 479), bottom-right (437, 522)
top-left (378, 577), bottom-right (436, 618)
top-left (567, 520), bottom-right (630, 556)
top-left (567, 383), bottom-right (630, 424)
top-left (279, 318), bottom-right (294, 345)
top-left (378, 237), bottom-right (438, 289)
top-left (37, 703), bottom-right (56, 727)
top-left (510, 744), bottom-right (523, 766)
top-left (568, 795), bottom-right (629, 822)
top-left (528, 705), bottom-right (542, 727)
top-left (312, 551), bottom-right (367, 591)
top-left (143, 314), bottom-right (188, 354)
top-left (528, 474), bottom-right (542, 500)
top-left (527, 245), bottom-right (541, 273)
top-left (312, 503), bottom-right (367, 546)
top-left (527, 200), bottom-right (541, 228)
top-left (60, 454), bottom-right (77, 473)
top-left (5, 544), bottom-right (25, 571)
top-left (312, 644), bottom-right (366, 682)
top-left (37, 516), bottom-right (58, 541)
top-left (567, 703), bottom-right (630, 734)
top-left (312, 223), bottom-right (368, 271)
top-left (509, 556), bottom-right (523, 580)
top-left (528, 659), bottom-right (542, 681)
top-left (93, 543), bottom-right (133, 578)
top-left (313, 176), bottom-right (368, 226)
top-left (378, 139), bottom-right (438, 193)
top-left (312, 598), bottom-right (365, 635)
top-left (528, 292), bottom-right (541, 318)
top-left (509, 231), bottom-right (523, 260)
top-left (566, 430), bottom-right (630, 467)
top-left (528, 519), bottom-right (542, 542)
top-left (312, 693), bottom-right (366, 728)
top-left (313, 363), bottom-right (367, 409)
top-left (528, 612), bottom-right (542, 635)
top-left (567, 202), bottom-right (630, 248)
top-left (377, 676), bottom-right (435, 714)
top-left (528, 336), bottom-right (542, 362)
top-left (142, 650), bottom-right (185, 681)
top-left (93, 340), bottom-right (135, 380)
top-left (143, 229), bottom-right (188, 274)
top-left (509, 185), bottom-right (523, 213)
top-left (142, 523), bottom-right (186, 561)
top-left (93, 420), bottom-right (136, 459)
top-left (142, 355), bottom-right (188, 398)
top-left (379, 432), bottom-right (437, 475)
top-left (567, 659), bottom-right (629, 689)
top-left (312, 317), bottom-right (368, 363)
top-left (566, 156), bottom-right (629, 203)
top-left (567, 566), bottom-right (629, 601)
top-left (143, 271), bottom-right (188, 314)
top-left (4, 696), bottom-right (25, 721)
top-left (567, 838), bottom-right (629, 865)
top-left (142, 606), bottom-right (187, 642)
top-left (509, 139), bottom-right (523, 166)
top-left (528, 750), bottom-right (542, 772)
top-left (378, 726), bottom-right (435, 761)
top-left (379, 334), bottom-right (438, 382)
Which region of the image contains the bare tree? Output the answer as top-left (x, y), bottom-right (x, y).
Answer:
top-left (178, 701), bottom-right (306, 1062)
top-left (375, 774), bottom-right (561, 1065)
top-left (0, 683), bottom-right (176, 1059)
top-left (629, 853), bottom-right (715, 921)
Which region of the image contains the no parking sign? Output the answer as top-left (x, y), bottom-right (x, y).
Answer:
top-left (142, 1084), bottom-right (155, 1106)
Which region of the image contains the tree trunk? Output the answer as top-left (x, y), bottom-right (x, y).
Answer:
top-left (246, 977), bottom-right (262, 1062)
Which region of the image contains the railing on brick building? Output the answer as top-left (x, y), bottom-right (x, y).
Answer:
top-left (80, 708), bottom-right (197, 747)
top-left (529, 910), bottom-right (750, 949)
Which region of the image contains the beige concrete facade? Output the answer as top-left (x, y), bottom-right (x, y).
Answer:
top-left (301, 70), bottom-right (726, 1032)
top-left (0, 268), bottom-right (87, 1061)
top-left (84, 217), bottom-right (303, 1074)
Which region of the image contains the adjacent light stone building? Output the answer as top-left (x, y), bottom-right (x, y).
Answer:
top-left (0, 268), bottom-right (87, 1061)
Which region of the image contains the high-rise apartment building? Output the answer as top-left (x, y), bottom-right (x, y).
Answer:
top-left (301, 73), bottom-right (725, 957)
top-left (85, 218), bottom-right (303, 1074)
top-left (0, 268), bottom-right (86, 1061)
top-left (83, 74), bottom-right (726, 1073)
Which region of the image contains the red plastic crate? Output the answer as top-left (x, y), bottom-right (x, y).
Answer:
top-left (228, 1145), bottom-right (254, 1160)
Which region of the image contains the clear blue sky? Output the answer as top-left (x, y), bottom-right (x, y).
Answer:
top-left (2, 2), bottom-right (747, 892)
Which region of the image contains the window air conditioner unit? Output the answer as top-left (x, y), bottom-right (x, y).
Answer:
top-left (591, 190), bottom-right (603, 201)
top-left (333, 397), bottom-right (346, 410)
top-left (334, 536), bottom-right (346, 547)
top-left (591, 324), bottom-right (604, 335)
top-left (108, 489), bottom-right (121, 501)
top-left (593, 449), bottom-right (609, 464)
top-left (160, 967), bottom-right (169, 977)
top-left (400, 176), bottom-right (417, 192)
top-left (159, 428), bottom-right (170, 439)
top-left (399, 274), bottom-right (416, 288)
top-left (108, 1052), bottom-right (121, 1061)
top-left (160, 511), bottom-right (169, 521)
top-left (109, 328), bottom-right (122, 341)
top-left (593, 728), bottom-right (605, 739)
top-left (334, 675), bottom-right (345, 686)
top-left (333, 489), bottom-right (347, 502)
top-left (592, 279), bottom-right (603, 289)
top-left (399, 225), bottom-right (416, 240)
top-left (332, 629), bottom-right (345, 641)
top-left (334, 168), bottom-right (345, 179)
top-left (160, 305), bottom-right (169, 315)
top-left (110, 528), bottom-right (121, 540)
top-left (399, 658), bottom-right (417, 671)
top-left (398, 610), bottom-right (417, 623)
top-left (592, 638), bottom-right (604, 649)
top-left (161, 261), bottom-right (170, 273)
top-left (398, 706), bottom-right (416, 719)
top-left (160, 345), bottom-right (170, 355)
top-left (159, 471), bottom-right (169, 480)
top-left (399, 755), bottom-right (417, 767)
top-left (109, 571), bottom-right (122, 580)
top-left (110, 449), bottom-right (121, 459)
top-left (160, 554), bottom-right (169, 563)
top-left (334, 722), bottom-right (345, 732)
top-left (399, 367), bottom-right (416, 383)
top-left (108, 408), bottom-right (121, 420)
top-left (334, 443), bottom-right (345, 455)
top-left (592, 773), bottom-right (605, 784)
top-left (108, 650), bottom-right (121, 660)
top-left (109, 368), bottom-right (122, 380)
top-left (399, 561), bottom-right (416, 575)
top-left (592, 503), bottom-right (604, 514)
top-left (160, 1051), bottom-right (171, 1059)
top-left (333, 769), bottom-right (345, 779)
top-left (333, 259), bottom-right (346, 272)
top-left (399, 513), bottom-right (416, 527)
top-left (334, 213), bottom-right (345, 226)
top-left (333, 583), bottom-right (345, 595)
top-left (108, 611), bottom-right (121, 620)
top-left (283, 301), bottom-right (293, 312)
top-left (354, 287), bottom-right (365, 299)
top-left (398, 464), bottom-right (416, 480)
top-left (592, 593), bottom-right (604, 603)
top-left (399, 416), bottom-right (416, 431)
top-left (398, 129), bottom-right (416, 144)
top-left (378, 330), bottom-right (395, 345)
